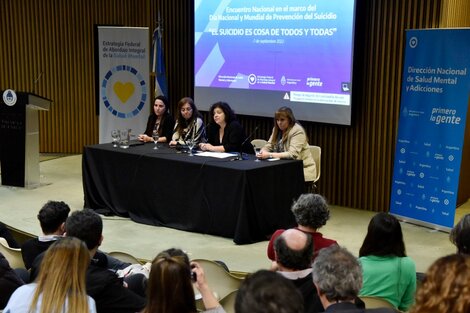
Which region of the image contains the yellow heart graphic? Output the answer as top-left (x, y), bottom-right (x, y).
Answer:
top-left (113, 82), bottom-right (135, 103)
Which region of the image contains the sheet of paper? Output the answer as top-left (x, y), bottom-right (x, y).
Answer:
top-left (195, 151), bottom-right (238, 159)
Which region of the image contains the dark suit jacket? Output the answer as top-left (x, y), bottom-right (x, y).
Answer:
top-left (206, 120), bottom-right (253, 153)
top-left (325, 302), bottom-right (397, 313)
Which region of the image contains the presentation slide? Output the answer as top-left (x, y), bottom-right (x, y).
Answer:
top-left (194, 0), bottom-right (356, 125)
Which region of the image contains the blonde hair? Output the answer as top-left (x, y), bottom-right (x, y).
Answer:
top-left (30, 237), bottom-right (91, 313)
top-left (410, 254), bottom-right (470, 313)
top-left (271, 107), bottom-right (297, 145)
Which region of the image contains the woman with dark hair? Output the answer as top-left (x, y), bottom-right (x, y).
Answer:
top-left (409, 254), bottom-right (470, 313)
top-left (142, 251), bottom-right (225, 313)
top-left (257, 107), bottom-right (316, 187)
top-left (138, 95), bottom-right (175, 143)
top-left (450, 213), bottom-right (470, 254)
top-left (358, 213), bottom-right (416, 312)
top-left (199, 101), bottom-right (251, 153)
top-left (169, 97), bottom-right (206, 146)
top-left (267, 193), bottom-right (337, 265)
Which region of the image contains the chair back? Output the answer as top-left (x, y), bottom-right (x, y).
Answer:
top-left (219, 289), bottom-right (238, 313)
top-left (108, 251), bottom-right (142, 264)
top-left (0, 237), bottom-right (25, 269)
top-left (251, 139), bottom-right (268, 149)
top-left (359, 296), bottom-right (395, 309)
top-left (191, 258), bottom-right (244, 301)
top-left (308, 145), bottom-right (321, 183)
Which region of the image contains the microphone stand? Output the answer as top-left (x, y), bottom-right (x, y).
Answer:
top-left (236, 125), bottom-right (259, 161)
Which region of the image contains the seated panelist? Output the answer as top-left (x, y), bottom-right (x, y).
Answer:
top-left (199, 101), bottom-right (252, 154)
top-left (169, 97), bottom-right (206, 146)
top-left (138, 95), bottom-right (175, 143)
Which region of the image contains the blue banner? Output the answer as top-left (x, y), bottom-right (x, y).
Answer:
top-left (390, 29), bottom-right (470, 230)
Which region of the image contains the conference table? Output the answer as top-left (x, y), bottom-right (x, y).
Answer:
top-left (82, 143), bottom-right (304, 244)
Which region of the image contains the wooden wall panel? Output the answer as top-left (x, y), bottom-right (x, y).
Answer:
top-left (1, 0), bottom-right (465, 212)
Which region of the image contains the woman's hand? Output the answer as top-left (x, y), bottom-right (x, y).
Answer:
top-left (257, 150), bottom-right (271, 160)
top-left (138, 134), bottom-right (149, 142)
top-left (199, 143), bottom-right (213, 151)
top-left (169, 140), bottom-right (177, 146)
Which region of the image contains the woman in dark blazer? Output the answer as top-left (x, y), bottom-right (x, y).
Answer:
top-left (138, 95), bottom-right (175, 143)
top-left (199, 101), bottom-right (252, 154)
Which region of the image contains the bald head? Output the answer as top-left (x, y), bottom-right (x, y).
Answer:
top-left (274, 229), bottom-right (313, 270)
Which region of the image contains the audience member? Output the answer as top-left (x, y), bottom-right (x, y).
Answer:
top-left (170, 97), bottom-right (206, 146)
top-left (449, 213), bottom-right (470, 254)
top-left (0, 252), bottom-right (24, 309)
top-left (235, 269), bottom-right (304, 313)
top-left (409, 253), bottom-right (470, 313)
top-left (21, 200), bottom-right (70, 270)
top-left (312, 245), bottom-right (396, 313)
top-left (200, 101), bottom-right (252, 154)
top-left (258, 107), bottom-right (316, 190)
top-left (0, 222), bottom-right (20, 248)
top-left (274, 229), bottom-right (323, 313)
top-left (30, 209), bottom-right (145, 313)
top-left (267, 193), bottom-right (337, 264)
top-left (358, 213), bottom-right (416, 311)
top-left (142, 250), bottom-right (224, 313)
top-left (138, 95), bottom-right (175, 143)
top-left (4, 237), bottom-right (96, 313)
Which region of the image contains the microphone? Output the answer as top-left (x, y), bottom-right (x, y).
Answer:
top-left (237, 125), bottom-right (259, 160)
top-left (32, 71), bottom-right (44, 95)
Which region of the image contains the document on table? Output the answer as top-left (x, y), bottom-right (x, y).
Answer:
top-left (195, 151), bottom-right (238, 158)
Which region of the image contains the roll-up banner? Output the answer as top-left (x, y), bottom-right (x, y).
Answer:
top-left (390, 29), bottom-right (470, 231)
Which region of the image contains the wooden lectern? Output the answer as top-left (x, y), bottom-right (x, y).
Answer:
top-left (0, 91), bottom-right (51, 188)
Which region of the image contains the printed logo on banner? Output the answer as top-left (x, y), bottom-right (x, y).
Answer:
top-left (100, 65), bottom-right (147, 119)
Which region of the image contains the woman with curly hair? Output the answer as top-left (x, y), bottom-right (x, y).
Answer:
top-left (266, 193), bottom-right (337, 266)
top-left (409, 254), bottom-right (470, 313)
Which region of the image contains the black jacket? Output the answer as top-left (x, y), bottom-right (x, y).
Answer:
top-left (0, 252), bottom-right (24, 309)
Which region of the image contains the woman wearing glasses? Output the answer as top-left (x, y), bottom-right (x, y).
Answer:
top-left (169, 97), bottom-right (206, 146)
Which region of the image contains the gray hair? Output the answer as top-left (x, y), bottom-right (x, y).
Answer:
top-left (291, 194), bottom-right (330, 229)
top-left (312, 246), bottom-right (362, 302)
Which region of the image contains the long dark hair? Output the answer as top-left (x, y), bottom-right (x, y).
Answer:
top-left (359, 213), bottom-right (406, 257)
top-left (174, 97), bottom-right (200, 136)
top-left (142, 253), bottom-right (196, 313)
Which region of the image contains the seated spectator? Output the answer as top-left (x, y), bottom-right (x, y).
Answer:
top-left (449, 213), bottom-right (470, 254)
top-left (5, 237), bottom-right (96, 312)
top-left (21, 200), bottom-right (70, 270)
top-left (0, 252), bottom-right (24, 309)
top-left (31, 209), bottom-right (145, 313)
top-left (142, 249), bottom-right (224, 313)
top-left (170, 97), bottom-right (206, 146)
top-left (235, 269), bottom-right (304, 313)
top-left (409, 254), bottom-right (470, 313)
top-left (0, 222), bottom-right (20, 248)
top-left (267, 194), bottom-right (337, 265)
top-left (274, 229), bottom-right (323, 313)
top-left (312, 245), bottom-right (396, 313)
top-left (358, 213), bottom-right (416, 312)
top-left (200, 101), bottom-right (252, 154)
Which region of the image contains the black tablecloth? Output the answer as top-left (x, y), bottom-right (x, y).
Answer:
top-left (82, 143), bottom-right (304, 244)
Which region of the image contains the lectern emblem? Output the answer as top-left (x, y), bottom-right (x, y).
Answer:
top-left (2, 89), bottom-right (17, 106)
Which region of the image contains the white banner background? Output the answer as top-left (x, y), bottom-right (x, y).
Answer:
top-left (98, 26), bottom-right (150, 143)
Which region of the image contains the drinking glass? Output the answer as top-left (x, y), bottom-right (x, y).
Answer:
top-left (119, 129), bottom-right (130, 149)
top-left (187, 139), bottom-right (196, 156)
top-left (152, 129), bottom-right (159, 150)
top-left (253, 146), bottom-right (262, 162)
top-left (111, 129), bottom-right (120, 147)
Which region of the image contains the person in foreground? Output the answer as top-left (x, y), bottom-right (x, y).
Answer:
top-left (449, 213), bottom-right (470, 254)
top-left (409, 253), bottom-right (470, 313)
top-left (142, 250), bottom-right (225, 313)
top-left (258, 106), bottom-right (316, 189)
top-left (5, 237), bottom-right (96, 313)
top-left (358, 213), bottom-right (416, 312)
top-left (138, 95), bottom-right (175, 143)
top-left (0, 252), bottom-right (24, 309)
top-left (235, 269), bottom-right (303, 313)
top-left (274, 229), bottom-right (323, 313)
top-left (169, 97), bottom-right (206, 146)
top-left (267, 193), bottom-right (337, 265)
top-left (200, 101), bottom-right (251, 154)
top-left (312, 245), bottom-right (396, 313)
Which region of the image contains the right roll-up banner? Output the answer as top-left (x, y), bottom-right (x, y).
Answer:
top-left (390, 28), bottom-right (470, 231)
